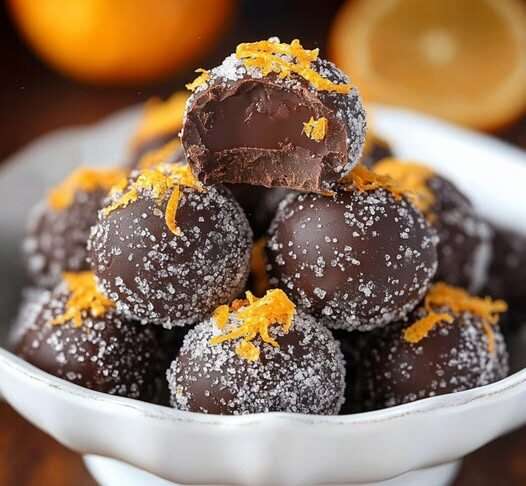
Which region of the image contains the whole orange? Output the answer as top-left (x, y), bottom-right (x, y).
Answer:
top-left (8, 0), bottom-right (236, 85)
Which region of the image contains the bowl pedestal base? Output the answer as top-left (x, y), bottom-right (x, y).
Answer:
top-left (83, 455), bottom-right (461, 486)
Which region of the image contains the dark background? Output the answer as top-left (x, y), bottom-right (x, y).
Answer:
top-left (1, 1), bottom-right (526, 484)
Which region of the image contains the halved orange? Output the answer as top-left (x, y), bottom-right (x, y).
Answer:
top-left (330, 0), bottom-right (526, 130)
top-left (8, 0), bottom-right (236, 85)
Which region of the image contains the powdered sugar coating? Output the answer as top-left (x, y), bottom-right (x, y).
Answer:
top-left (24, 189), bottom-right (106, 288)
top-left (267, 189), bottom-right (439, 332)
top-left (428, 176), bottom-right (493, 293)
top-left (15, 281), bottom-right (162, 401)
top-left (360, 308), bottom-right (509, 409)
top-left (88, 183), bottom-right (252, 328)
top-left (167, 312), bottom-right (346, 415)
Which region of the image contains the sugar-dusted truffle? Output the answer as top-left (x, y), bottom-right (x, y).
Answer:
top-left (167, 289), bottom-right (346, 415)
top-left (375, 159), bottom-right (493, 293)
top-left (16, 272), bottom-right (162, 401)
top-left (88, 163), bottom-right (253, 327)
top-left (360, 283), bottom-right (509, 409)
top-left (24, 167), bottom-right (127, 288)
top-left (182, 38), bottom-right (366, 194)
top-left (267, 165), bottom-right (438, 332)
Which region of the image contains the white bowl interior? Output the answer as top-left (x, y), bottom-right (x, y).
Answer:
top-left (0, 105), bottom-right (525, 485)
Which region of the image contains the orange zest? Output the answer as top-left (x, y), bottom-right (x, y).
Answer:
top-left (48, 168), bottom-right (127, 211)
top-left (235, 39), bottom-right (352, 94)
top-left (374, 159), bottom-right (436, 216)
top-left (342, 164), bottom-right (403, 198)
top-left (102, 164), bottom-right (202, 235)
top-left (186, 68), bottom-right (210, 92)
top-left (209, 289), bottom-right (296, 361)
top-left (136, 139), bottom-right (182, 170)
top-left (403, 282), bottom-right (507, 353)
top-left (303, 116), bottom-right (328, 142)
top-left (52, 272), bottom-right (114, 327)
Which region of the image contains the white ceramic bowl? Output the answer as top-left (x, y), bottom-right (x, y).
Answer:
top-left (0, 106), bottom-right (525, 486)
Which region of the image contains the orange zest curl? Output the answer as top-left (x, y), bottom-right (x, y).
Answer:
top-left (343, 164), bottom-right (404, 198)
top-left (186, 68), bottom-right (210, 92)
top-left (52, 272), bottom-right (114, 327)
top-left (303, 116), bottom-right (328, 142)
top-left (250, 238), bottom-right (271, 297)
top-left (235, 39), bottom-right (352, 94)
top-left (210, 289), bottom-right (296, 361)
top-left (403, 283), bottom-right (507, 353)
top-left (374, 159), bottom-right (436, 217)
top-left (403, 313), bottom-right (454, 344)
top-left (102, 164), bottom-right (202, 235)
top-left (48, 168), bottom-right (128, 211)
top-left (131, 92), bottom-right (188, 147)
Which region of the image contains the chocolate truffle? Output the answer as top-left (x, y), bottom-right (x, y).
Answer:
top-left (24, 168), bottom-right (127, 288)
top-left (375, 160), bottom-right (493, 293)
top-left (360, 283), bottom-right (508, 409)
top-left (484, 226), bottom-right (526, 302)
top-left (181, 38), bottom-right (366, 194)
top-left (167, 289), bottom-right (346, 415)
top-left (360, 132), bottom-right (394, 168)
top-left (128, 92), bottom-right (188, 169)
top-left (16, 272), bottom-right (161, 401)
top-left (88, 164), bottom-right (253, 328)
top-left (9, 287), bottom-right (50, 350)
top-left (228, 184), bottom-right (292, 238)
top-left (267, 166), bottom-right (438, 332)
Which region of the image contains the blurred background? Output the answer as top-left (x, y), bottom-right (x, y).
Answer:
top-left (0, 0), bottom-right (526, 485)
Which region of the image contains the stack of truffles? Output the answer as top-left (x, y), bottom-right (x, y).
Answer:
top-left (15, 39), bottom-right (520, 415)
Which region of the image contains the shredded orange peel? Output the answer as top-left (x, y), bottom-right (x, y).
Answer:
top-left (303, 116), bottom-right (328, 142)
top-left (374, 159), bottom-right (436, 217)
top-left (52, 272), bottom-right (114, 327)
top-left (102, 164), bottom-right (202, 235)
top-left (131, 91), bottom-right (188, 147)
top-left (186, 68), bottom-right (210, 92)
top-left (235, 39), bottom-right (352, 94)
top-left (343, 164), bottom-right (405, 198)
top-left (48, 168), bottom-right (127, 211)
top-left (403, 283), bottom-right (507, 353)
top-left (210, 289), bottom-right (296, 361)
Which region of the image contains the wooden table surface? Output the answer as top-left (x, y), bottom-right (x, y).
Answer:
top-left (1, 2), bottom-right (526, 485)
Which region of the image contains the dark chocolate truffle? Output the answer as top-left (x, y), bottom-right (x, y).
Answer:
top-left (9, 287), bottom-right (50, 350)
top-left (167, 289), bottom-right (346, 415)
top-left (128, 92), bottom-right (188, 169)
top-left (181, 38), bottom-right (366, 194)
top-left (267, 169), bottom-right (438, 332)
top-left (16, 272), bottom-right (161, 401)
top-left (88, 164), bottom-right (253, 328)
top-left (484, 226), bottom-right (526, 302)
top-left (360, 283), bottom-right (508, 409)
top-left (227, 184), bottom-right (292, 238)
top-left (24, 168), bottom-right (128, 288)
top-left (360, 132), bottom-right (394, 168)
top-left (375, 160), bottom-right (493, 293)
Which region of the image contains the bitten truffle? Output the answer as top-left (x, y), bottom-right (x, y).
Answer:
top-left (88, 163), bottom-right (253, 328)
top-left (24, 168), bottom-right (127, 288)
top-left (360, 283), bottom-right (508, 409)
top-left (267, 166), bottom-right (438, 332)
top-left (167, 289), bottom-right (346, 414)
top-left (375, 160), bottom-right (493, 293)
top-left (181, 38), bottom-right (366, 194)
top-left (16, 272), bottom-right (161, 401)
